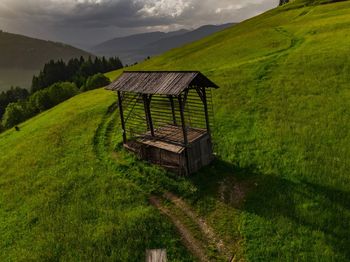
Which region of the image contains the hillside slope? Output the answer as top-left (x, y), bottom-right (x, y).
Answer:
top-left (1, 0), bottom-right (350, 260)
top-left (0, 89), bottom-right (193, 261)
top-left (0, 31), bottom-right (93, 91)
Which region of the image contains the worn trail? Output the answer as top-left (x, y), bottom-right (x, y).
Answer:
top-left (151, 193), bottom-right (237, 261)
top-left (163, 192), bottom-right (232, 259)
top-left (150, 196), bottom-right (210, 262)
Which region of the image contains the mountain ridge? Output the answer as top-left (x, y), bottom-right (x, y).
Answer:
top-left (91, 23), bottom-right (235, 64)
top-left (0, 30), bottom-right (93, 91)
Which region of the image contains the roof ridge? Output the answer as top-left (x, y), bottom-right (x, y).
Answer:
top-left (123, 70), bottom-right (201, 73)
top-left (107, 71), bottom-right (218, 95)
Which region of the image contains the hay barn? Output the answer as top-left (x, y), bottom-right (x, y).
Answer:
top-left (107, 71), bottom-right (219, 175)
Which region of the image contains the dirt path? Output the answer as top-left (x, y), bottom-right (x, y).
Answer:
top-left (149, 196), bottom-right (210, 262)
top-left (163, 192), bottom-right (232, 259)
top-left (150, 192), bottom-right (238, 261)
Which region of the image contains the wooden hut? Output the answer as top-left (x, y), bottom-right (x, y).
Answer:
top-left (106, 71), bottom-right (219, 175)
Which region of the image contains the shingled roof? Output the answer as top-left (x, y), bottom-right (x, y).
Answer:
top-left (106, 71), bottom-right (219, 95)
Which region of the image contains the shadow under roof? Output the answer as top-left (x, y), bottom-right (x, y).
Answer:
top-left (106, 71), bottom-right (219, 95)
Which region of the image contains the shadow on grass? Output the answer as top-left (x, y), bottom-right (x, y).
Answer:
top-left (189, 158), bottom-right (350, 259)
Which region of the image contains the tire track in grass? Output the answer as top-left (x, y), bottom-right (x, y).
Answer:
top-left (150, 196), bottom-right (210, 262)
top-left (163, 192), bottom-right (233, 260)
top-left (93, 101), bottom-right (118, 160)
top-left (151, 193), bottom-right (240, 261)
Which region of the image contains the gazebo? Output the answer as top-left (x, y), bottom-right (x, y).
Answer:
top-left (107, 71), bottom-right (219, 175)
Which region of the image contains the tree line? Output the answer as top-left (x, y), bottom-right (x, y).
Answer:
top-left (0, 87), bottom-right (29, 119)
top-left (31, 56), bottom-right (122, 92)
top-left (279, 0), bottom-right (289, 5)
top-left (0, 56), bottom-right (122, 131)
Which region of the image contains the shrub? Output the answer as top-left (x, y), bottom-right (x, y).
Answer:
top-left (29, 82), bottom-right (78, 113)
top-left (81, 73), bottom-right (111, 91)
top-left (2, 82), bottom-right (79, 129)
top-left (47, 82), bottom-right (79, 106)
top-left (2, 102), bottom-right (31, 128)
top-left (29, 90), bottom-right (51, 112)
top-left (0, 86), bottom-right (29, 118)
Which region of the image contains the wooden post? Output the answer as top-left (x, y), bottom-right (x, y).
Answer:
top-left (202, 88), bottom-right (211, 135)
top-left (143, 94), bottom-right (155, 137)
top-left (178, 94), bottom-right (190, 175)
top-left (169, 95), bottom-right (177, 125)
top-left (117, 91), bottom-right (127, 144)
top-left (143, 95), bottom-right (150, 131)
top-left (146, 249), bottom-right (167, 262)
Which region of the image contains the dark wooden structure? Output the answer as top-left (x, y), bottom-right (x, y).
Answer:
top-left (107, 71), bottom-right (219, 175)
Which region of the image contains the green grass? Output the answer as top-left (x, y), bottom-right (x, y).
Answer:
top-left (2, 0), bottom-right (350, 260)
top-left (0, 89), bottom-right (194, 261)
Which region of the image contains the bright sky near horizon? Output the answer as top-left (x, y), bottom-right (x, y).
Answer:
top-left (0, 0), bottom-right (278, 48)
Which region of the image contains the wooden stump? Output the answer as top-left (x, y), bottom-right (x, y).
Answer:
top-left (146, 249), bottom-right (167, 262)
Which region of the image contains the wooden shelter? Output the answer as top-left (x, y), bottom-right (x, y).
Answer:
top-left (107, 71), bottom-right (219, 175)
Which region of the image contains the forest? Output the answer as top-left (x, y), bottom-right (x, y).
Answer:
top-left (0, 56), bottom-right (122, 131)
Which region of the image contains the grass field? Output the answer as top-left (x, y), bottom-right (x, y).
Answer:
top-left (1, 0), bottom-right (350, 260)
top-left (0, 89), bottom-right (194, 261)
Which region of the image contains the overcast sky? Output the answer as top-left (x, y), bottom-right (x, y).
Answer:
top-left (0, 0), bottom-right (278, 48)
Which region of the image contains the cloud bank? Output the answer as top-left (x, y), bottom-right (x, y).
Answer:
top-left (0, 0), bottom-right (278, 47)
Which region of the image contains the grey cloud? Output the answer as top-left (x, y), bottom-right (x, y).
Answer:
top-left (0, 0), bottom-right (279, 47)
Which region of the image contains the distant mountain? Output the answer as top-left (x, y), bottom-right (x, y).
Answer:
top-left (92, 30), bottom-right (188, 54)
top-left (142, 24), bottom-right (235, 55)
top-left (0, 31), bottom-right (93, 91)
top-left (91, 24), bottom-right (235, 65)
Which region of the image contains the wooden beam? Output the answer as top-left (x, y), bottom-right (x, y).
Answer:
top-left (195, 87), bottom-right (204, 103)
top-left (202, 88), bottom-right (211, 135)
top-left (117, 91), bottom-right (127, 144)
top-left (168, 95), bottom-right (177, 125)
top-left (183, 89), bottom-right (189, 105)
top-left (178, 94), bottom-right (190, 175)
top-left (143, 95), bottom-right (150, 131)
top-left (143, 94), bottom-right (155, 137)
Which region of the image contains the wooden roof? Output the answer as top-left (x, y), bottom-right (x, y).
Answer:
top-left (106, 71), bottom-right (219, 95)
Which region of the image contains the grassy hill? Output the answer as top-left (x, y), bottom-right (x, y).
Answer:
top-left (1, 0), bottom-right (350, 260)
top-left (0, 31), bottom-right (92, 91)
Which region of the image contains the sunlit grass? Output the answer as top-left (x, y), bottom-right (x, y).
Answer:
top-left (1, 0), bottom-right (350, 260)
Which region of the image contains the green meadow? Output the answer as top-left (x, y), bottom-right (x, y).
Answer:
top-left (1, 0), bottom-right (350, 260)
